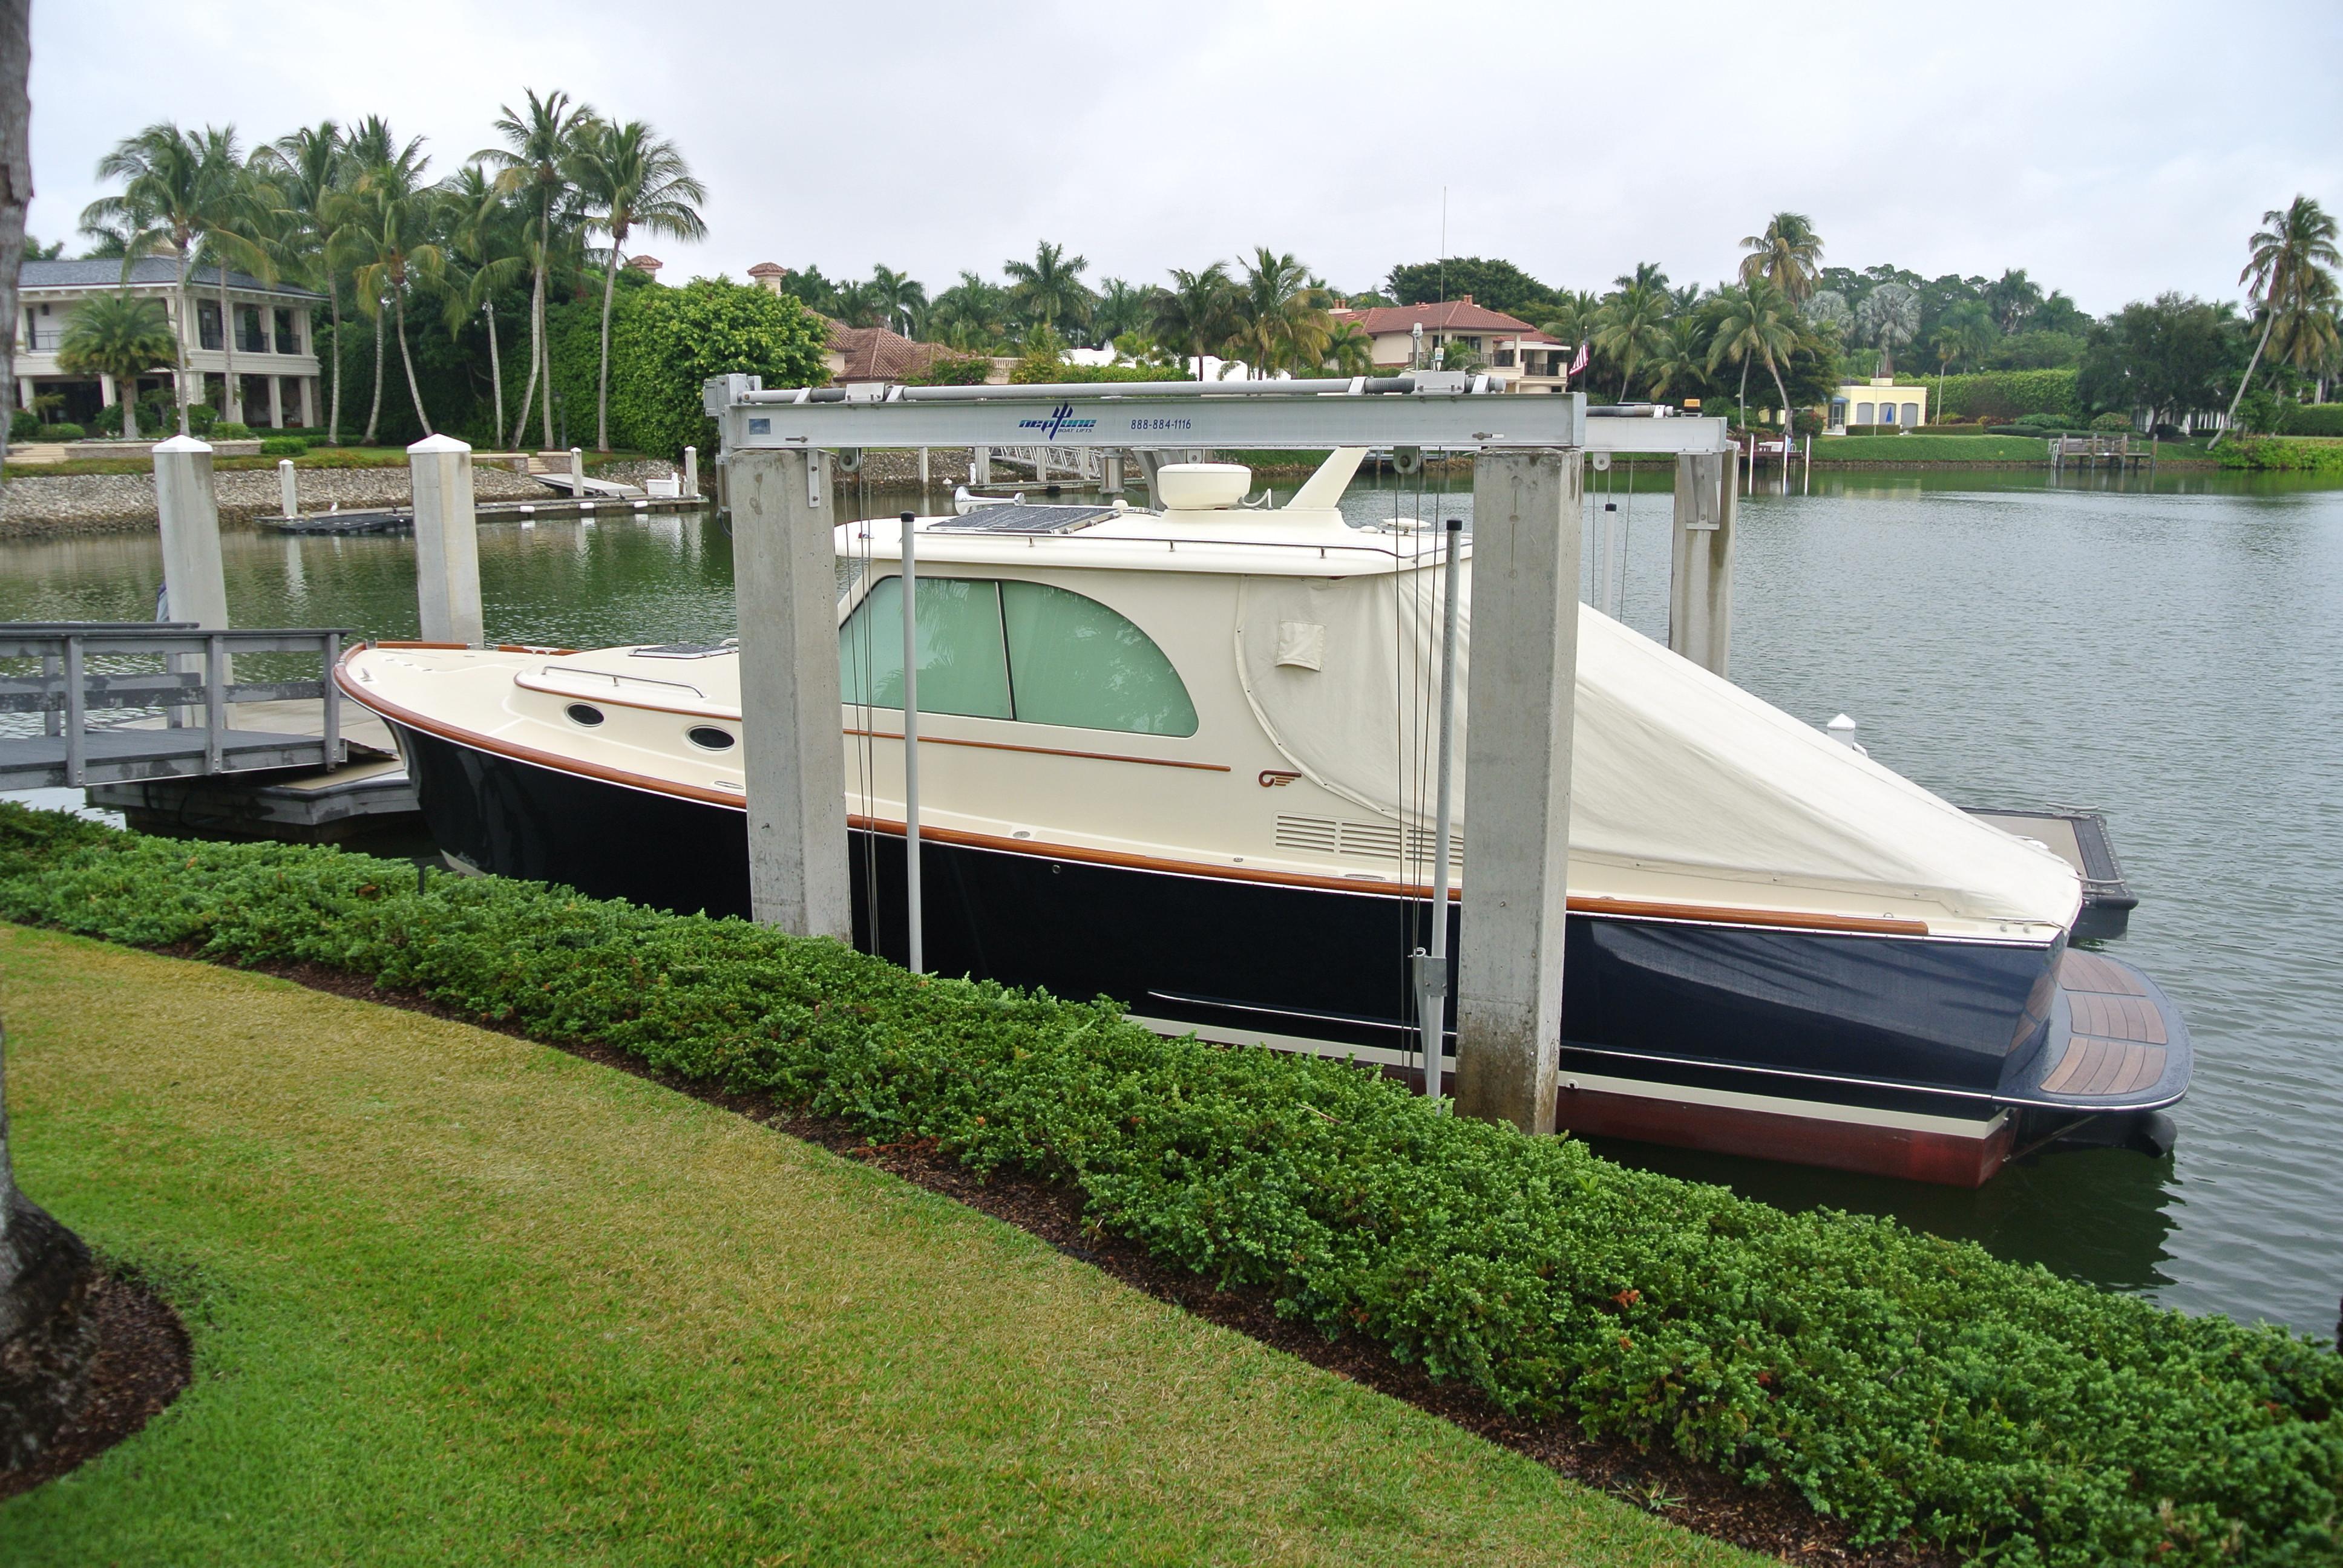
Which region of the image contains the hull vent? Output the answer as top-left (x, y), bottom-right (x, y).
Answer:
top-left (1275, 814), bottom-right (1463, 870)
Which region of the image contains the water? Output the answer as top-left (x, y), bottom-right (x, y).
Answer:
top-left (1, 470), bottom-right (2337, 1338)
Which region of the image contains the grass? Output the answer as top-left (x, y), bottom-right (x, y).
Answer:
top-left (0, 923), bottom-right (1754, 1567)
top-left (1814, 434), bottom-right (2054, 463)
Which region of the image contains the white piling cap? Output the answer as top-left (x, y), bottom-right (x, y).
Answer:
top-left (409, 433), bottom-right (471, 454)
top-left (151, 434), bottom-right (211, 454)
top-left (1826, 713), bottom-right (1858, 733)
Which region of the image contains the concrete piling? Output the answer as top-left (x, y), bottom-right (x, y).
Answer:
top-left (1666, 451), bottom-right (1733, 678)
top-left (408, 434), bottom-right (484, 646)
top-left (683, 445), bottom-right (698, 500)
top-left (153, 436), bottom-right (230, 631)
top-left (1455, 448), bottom-right (1582, 1135)
top-left (569, 446), bottom-right (586, 494)
top-left (732, 446), bottom-right (853, 941)
top-left (278, 457), bottom-right (298, 520)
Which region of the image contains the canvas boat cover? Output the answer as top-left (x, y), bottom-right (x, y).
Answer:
top-left (1233, 563), bottom-right (2082, 928)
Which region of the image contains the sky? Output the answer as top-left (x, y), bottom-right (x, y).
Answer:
top-left (24, 1), bottom-right (2343, 315)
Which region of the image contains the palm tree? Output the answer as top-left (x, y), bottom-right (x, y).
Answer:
top-left (338, 148), bottom-right (445, 437)
top-left (1738, 213), bottom-right (1823, 305)
top-left (570, 119), bottom-right (706, 449)
top-left (1323, 319), bottom-right (1374, 376)
top-left (439, 165), bottom-right (528, 441)
top-left (332, 121), bottom-right (430, 443)
top-left (1933, 299), bottom-right (1996, 385)
top-left (480, 88), bottom-right (595, 451)
top-left (2271, 269), bottom-right (2341, 400)
top-left (1708, 278), bottom-right (1801, 443)
top-left (1004, 241), bottom-right (1094, 341)
top-left (257, 121), bottom-right (349, 442)
top-left (1594, 264), bottom-right (1672, 399)
top-left (1093, 278), bottom-right (1150, 348)
top-left (82, 123), bottom-right (270, 434)
top-left (861, 264), bottom-right (925, 338)
top-left (1856, 282), bottom-right (1920, 376)
top-left (925, 271), bottom-right (1009, 348)
top-left (55, 293), bottom-right (176, 439)
top-left (2216, 195), bottom-right (2341, 446)
top-left (1152, 264), bottom-right (1236, 379)
top-left (1231, 248), bottom-right (1331, 377)
top-left (1642, 317), bottom-right (1708, 402)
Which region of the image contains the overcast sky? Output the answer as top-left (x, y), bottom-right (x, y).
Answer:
top-left (24, 1), bottom-right (2342, 315)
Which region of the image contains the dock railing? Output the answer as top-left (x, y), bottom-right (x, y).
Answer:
top-left (0, 623), bottom-right (352, 788)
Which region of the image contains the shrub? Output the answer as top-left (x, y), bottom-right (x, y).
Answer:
top-left (209, 421), bottom-right (254, 440)
top-left (2014, 411), bottom-right (2069, 430)
top-left (8, 409), bottom-right (39, 442)
top-left (1928, 369), bottom-right (2080, 422)
top-left (2151, 423), bottom-right (2188, 441)
top-left (0, 803), bottom-right (2335, 1568)
top-left (906, 354), bottom-right (994, 387)
top-left (258, 436), bottom-right (306, 457)
top-left (551, 277), bottom-right (829, 460)
top-left (185, 402), bottom-right (217, 436)
top-left (2090, 411), bottom-right (2134, 432)
top-left (2216, 436), bottom-right (2343, 472)
top-left (2278, 403), bottom-right (2343, 437)
top-left (1009, 357), bottom-right (1190, 385)
top-left (47, 422), bottom-right (85, 441)
top-left (89, 403), bottom-right (123, 436)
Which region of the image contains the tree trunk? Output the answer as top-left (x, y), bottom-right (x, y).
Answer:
top-left (326, 279), bottom-right (344, 445)
top-left (2213, 312), bottom-right (2274, 449)
top-left (1769, 358), bottom-right (1795, 456)
top-left (510, 342), bottom-right (540, 455)
top-left (484, 299), bottom-right (503, 444)
top-left (595, 233), bottom-right (621, 452)
top-left (533, 195), bottom-right (554, 451)
top-left (0, 4), bottom-right (100, 1468)
top-left (362, 305), bottom-right (384, 444)
top-left (393, 287), bottom-right (430, 437)
top-left (121, 386), bottom-right (138, 442)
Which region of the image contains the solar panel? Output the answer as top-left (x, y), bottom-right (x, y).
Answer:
top-left (929, 504), bottom-right (1118, 535)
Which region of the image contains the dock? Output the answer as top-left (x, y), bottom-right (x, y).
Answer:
top-left (2050, 434), bottom-right (2153, 472)
top-left (260, 492), bottom-right (707, 535)
top-left (0, 622), bottom-right (425, 843)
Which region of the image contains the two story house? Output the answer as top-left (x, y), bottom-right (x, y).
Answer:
top-left (1329, 298), bottom-right (1574, 393)
top-left (16, 258), bottom-right (327, 430)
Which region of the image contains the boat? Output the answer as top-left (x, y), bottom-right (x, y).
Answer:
top-left (335, 449), bottom-right (2190, 1186)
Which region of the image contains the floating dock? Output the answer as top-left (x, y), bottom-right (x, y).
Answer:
top-left (261, 493), bottom-right (707, 535)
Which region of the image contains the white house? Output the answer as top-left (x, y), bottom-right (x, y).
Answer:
top-left (1827, 377), bottom-right (1929, 432)
top-left (1329, 299), bottom-right (1573, 392)
top-left (16, 258), bottom-right (326, 429)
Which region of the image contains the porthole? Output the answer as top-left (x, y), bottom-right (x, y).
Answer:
top-left (686, 725), bottom-right (736, 751)
top-left (565, 703), bottom-right (606, 727)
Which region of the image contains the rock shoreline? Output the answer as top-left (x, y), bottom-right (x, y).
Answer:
top-left (0, 466), bottom-right (558, 538)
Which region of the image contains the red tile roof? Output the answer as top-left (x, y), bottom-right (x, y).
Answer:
top-left (747, 261), bottom-right (787, 278)
top-left (824, 319), bottom-right (952, 381)
top-left (1335, 299), bottom-right (1545, 336)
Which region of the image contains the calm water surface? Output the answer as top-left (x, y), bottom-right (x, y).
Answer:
top-left (1, 468), bottom-right (2336, 1337)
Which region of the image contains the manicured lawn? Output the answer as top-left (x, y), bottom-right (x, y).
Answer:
top-left (0, 925), bottom-right (1752, 1567)
top-left (1815, 434), bottom-right (2052, 462)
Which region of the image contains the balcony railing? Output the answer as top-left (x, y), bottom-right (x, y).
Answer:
top-left (274, 332), bottom-right (300, 354)
top-left (22, 327), bottom-right (63, 352)
top-left (198, 325), bottom-right (222, 350)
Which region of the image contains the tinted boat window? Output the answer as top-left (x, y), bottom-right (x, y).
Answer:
top-left (1000, 581), bottom-right (1198, 736)
top-left (837, 576), bottom-right (1012, 720)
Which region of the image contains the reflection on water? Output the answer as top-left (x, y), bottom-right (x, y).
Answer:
top-left (0, 466), bottom-right (2338, 1336)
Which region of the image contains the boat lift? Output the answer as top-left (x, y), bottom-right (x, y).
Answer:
top-left (709, 372), bottom-right (1736, 1135)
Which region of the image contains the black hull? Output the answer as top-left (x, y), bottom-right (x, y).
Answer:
top-left (393, 722), bottom-right (2186, 1184)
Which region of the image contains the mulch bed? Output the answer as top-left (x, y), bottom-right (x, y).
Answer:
top-left (221, 953), bottom-right (1939, 1566)
top-left (1, 1270), bottom-right (191, 1501)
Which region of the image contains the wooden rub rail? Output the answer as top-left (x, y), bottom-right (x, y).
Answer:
top-left (0, 622), bottom-right (353, 789)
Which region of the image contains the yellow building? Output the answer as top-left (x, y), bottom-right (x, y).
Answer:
top-left (1827, 377), bottom-right (1929, 432)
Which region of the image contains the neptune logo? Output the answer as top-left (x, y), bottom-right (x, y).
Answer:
top-left (1017, 402), bottom-right (1096, 439)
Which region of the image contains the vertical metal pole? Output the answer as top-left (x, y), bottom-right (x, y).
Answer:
top-left (321, 632), bottom-right (342, 767)
top-left (899, 509), bottom-right (923, 974)
top-left (203, 632), bottom-right (224, 773)
top-left (1414, 517), bottom-right (1465, 1100)
top-left (62, 636), bottom-right (84, 787)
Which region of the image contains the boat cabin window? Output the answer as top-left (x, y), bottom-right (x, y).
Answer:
top-left (840, 577), bottom-right (1198, 737)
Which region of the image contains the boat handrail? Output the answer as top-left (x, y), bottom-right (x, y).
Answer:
top-left (844, 527), bottom-right (1465, 567)
top-left (524, 664), bottom-right (707, 701)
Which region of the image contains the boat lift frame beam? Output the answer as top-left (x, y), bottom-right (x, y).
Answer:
top-left (712, 377), bottom-right (1690, 1135)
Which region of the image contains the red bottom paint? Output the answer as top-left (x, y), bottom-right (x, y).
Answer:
top-left (1553, 1083), bottom-right (2016, 1187)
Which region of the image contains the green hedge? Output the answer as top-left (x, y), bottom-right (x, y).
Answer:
top-left (1927, 370), bottom-right (2081, 422)
top-left (2215, 436), bottom-right (2343, 472)
top-left (2278, 404), bottom-right (2343, 437)
top-left (0, 804), bottom-right (2335, 1568)
top-left (1817, 435), bottom-right (2052, 462)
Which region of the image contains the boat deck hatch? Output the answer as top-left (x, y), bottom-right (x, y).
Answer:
top-left (931, 505), bottom-right (1118, 535)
